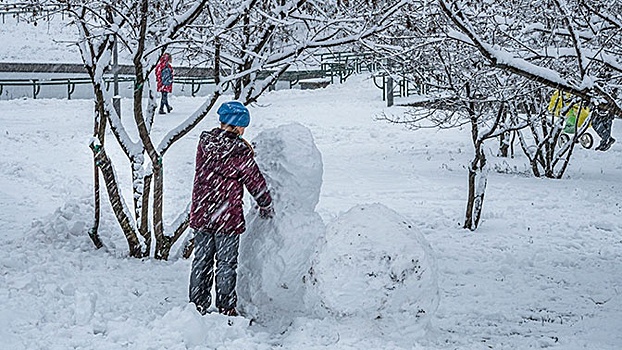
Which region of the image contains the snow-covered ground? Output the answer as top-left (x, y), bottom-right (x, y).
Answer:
top-left (2, 75), bottom-right (622, 349)
top-left (2, 12), bottom-right (622, 350)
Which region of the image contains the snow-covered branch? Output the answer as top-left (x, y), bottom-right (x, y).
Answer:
top-left (438, 0), bottom-right (622, 115)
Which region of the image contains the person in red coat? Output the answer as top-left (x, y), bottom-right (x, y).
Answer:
top-left (189, 101), bottom-right (274, 316)
top-left (155, 53), bottom-right (174, 114)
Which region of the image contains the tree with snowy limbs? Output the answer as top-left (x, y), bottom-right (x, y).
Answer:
top-left (20, 0), bottom-right (409, 259)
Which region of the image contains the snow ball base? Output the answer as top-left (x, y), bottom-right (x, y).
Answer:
top-left (305, 203), bottom-right (439, 331)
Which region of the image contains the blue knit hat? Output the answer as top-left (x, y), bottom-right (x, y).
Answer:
top-left (217, 101), bottom-right (250, 127)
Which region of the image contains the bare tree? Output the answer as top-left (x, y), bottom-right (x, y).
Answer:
top-left (513, 84), bottom-right (590, 178)
top-left (435, 0), bottom-right (622, 181)
top-left (373, 0), bottom-right (622, 228)
top-left (438, 0), bottom-right (622, 115)
top-left (371, 2), bottom-right (532, 229)
top-left (53, 0), bottom-right (210, 259)
top-left (24, 0), bottom-right (409, 259)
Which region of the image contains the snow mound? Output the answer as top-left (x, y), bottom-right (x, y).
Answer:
top-left (305, 203), bottom-right (439, 330)
top-left (238, 123), bottom-right (325, 327)
top-left (28, 196), bottom-right (127, 255)
top-left (28, 197), bottom-right (96, 252)
top-left (151, 304), bottom-right (269, 349)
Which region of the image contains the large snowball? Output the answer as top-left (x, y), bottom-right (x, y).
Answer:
top-left (305, 203), bottom-right (439, 328)
top-left (238, 123), bottom-right (325, 327)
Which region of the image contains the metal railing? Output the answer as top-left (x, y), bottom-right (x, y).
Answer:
top-left (0, 52), bottom-right (378, 100)
top-left (0, 72), bottom-right (334, 100)
top-left (0, 76), bottom-right (221, 99)
top-left (373, 73), bottom-right (430, 107)
top-left (0, 4), bottom-right (66, 24)
top-left (317, 52), bottom-right (378, 83)
top-left (0, 77), bottom-right (99, 100)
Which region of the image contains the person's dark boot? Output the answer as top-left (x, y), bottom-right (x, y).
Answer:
top-left (167, 105), bottom-right (173, 113)
top-left (195, 304), bottom-right (208, 316)
top-left (218, 307), bottom-right (238, 316)
top-left (599, 137), bottom-right (616, 151)
top-left (159, 109), bottom-right (166, 114)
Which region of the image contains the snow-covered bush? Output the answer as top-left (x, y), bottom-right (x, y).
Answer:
top-left (238, 123), bottom-right (325, 327)
top-left (305, 203), bottom-right (439, 331)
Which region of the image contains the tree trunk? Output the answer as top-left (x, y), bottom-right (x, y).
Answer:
top-left (182, 237), bottom-right (195, 259)
top-left (520, 106), bottom-right (575, 179)
top-left (89, 159), bottom-right (104, 249)
top-left (464, 144), bottom-right (487, 230)
top-left (152, 159), bottom-right (167, 259)
top-left (463, 82), bottom-right (487, 230)
top-left (88, 85), bottom-right (108, 249)
top-left (139, 173), bottom-right (152, 256)
top-left (498, 107), bottom-right (510, 157)
top-left (150, 161), bottom-right (187, 260)
top-left (90, 143), bottom-right (142, 257)
top-left (499, 131), bottom-right (510, 157)
top-left (131, 157), bottom-right (144, 224)
top-left (131, 156), bottom-right (152, 257)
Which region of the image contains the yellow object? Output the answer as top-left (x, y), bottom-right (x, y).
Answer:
top-left (548, 90), bottom-right (590, 131)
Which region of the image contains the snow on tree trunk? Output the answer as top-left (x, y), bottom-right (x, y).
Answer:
top-left (473, 161), bottom-right (488, 228)
top-left (238, 123), bottom-right (325, 327)
top-left (305, 203), bottom-right (439, 337)
top-left (464, 145), bottom-right (488, 231)
top-left (90, 143), bottom-right (142, 257)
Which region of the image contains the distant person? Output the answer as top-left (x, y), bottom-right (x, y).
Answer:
top-left (156, 53), bottom-right (174, 114)
top-left (593, 104), bottom-right (616, 151)
top-left (547, 89), bottom-right (590, 133)
top-left (188, 101), bottom-right (274, 317)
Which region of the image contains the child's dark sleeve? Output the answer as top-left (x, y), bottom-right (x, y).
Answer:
top-left (239, 150), bottom-right (272, 208)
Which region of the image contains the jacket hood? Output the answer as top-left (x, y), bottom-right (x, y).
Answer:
top-left (159, 53), bottom-right (171, 65)
top-left (199, 128), bottom-right (248, 173)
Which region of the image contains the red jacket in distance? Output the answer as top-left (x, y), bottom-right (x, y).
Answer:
top-left (189, 128), bottom-right (272, 234)
top-left (155, 54), bottom-right (173, 93)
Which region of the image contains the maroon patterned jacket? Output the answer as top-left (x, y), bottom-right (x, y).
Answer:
top-left (189, 128), bottom-right (272, 234)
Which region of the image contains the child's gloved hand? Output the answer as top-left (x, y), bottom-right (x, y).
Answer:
top-left (259, 205), bottom-right (275, 219)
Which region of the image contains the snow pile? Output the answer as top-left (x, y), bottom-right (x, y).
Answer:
top-left (150, 304), bottom-right (273, 349)
top-left (28, 196), bottom-right (129, 255)
top-left (305, 203), bottom-right (439, 334)
top-left (238, 123), bottom-right (326, 327)
top-left (29, 197), bottom-right (95, 252)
